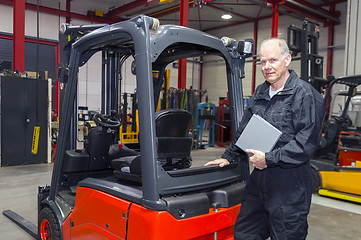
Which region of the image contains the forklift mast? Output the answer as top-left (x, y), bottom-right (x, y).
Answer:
top-left (288, 21), bottom-right (327, 93)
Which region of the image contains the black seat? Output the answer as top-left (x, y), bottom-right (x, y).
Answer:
top-left (156, 109), bottom-right (193, 170)
top-left (111, 109), bottom-right (193, 182)
top-left (340, 134), bottom-right (361, 148)
top-left (155, 109), bottom-right (192, 138)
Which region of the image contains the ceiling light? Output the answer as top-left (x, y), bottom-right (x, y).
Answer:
top-left (221, 13), bottom-right (232, 20)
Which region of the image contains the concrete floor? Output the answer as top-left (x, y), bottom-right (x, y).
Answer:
top-left (1, 146), bottom-right (361, 240)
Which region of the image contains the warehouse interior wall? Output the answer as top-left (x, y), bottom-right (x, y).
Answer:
top-left (206, 2), bottom-right (347, 104)
top-left (0, 1), bottom-right (347, 113)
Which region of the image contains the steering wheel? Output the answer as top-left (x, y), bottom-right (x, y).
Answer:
top-left (331, 115), bottom-right (352, 129)
top-left (93, 113), bottom-right (121, 129)
top-left (331, 115), bottom-right (344, 123)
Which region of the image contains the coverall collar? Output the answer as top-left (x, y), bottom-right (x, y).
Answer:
top-left (254, 70), bottom-right (297, 101)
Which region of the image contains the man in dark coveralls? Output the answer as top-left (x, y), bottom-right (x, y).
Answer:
top-left (205, 38), bottom-right (325, 240)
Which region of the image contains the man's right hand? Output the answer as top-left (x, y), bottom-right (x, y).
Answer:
top-left (204, 158), bottom-right (230, 167)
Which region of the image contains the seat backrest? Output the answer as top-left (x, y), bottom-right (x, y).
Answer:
top-left (111, 109), bottom-right (193, 181)
top-left (86, 127), bottom-right (113, 170)
top-left (155, 109), bottom-right (192, 137)
top-left (155, 109), bottom-right (193, 170)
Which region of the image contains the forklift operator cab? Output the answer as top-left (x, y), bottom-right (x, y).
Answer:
top-left (39, 15), bottom-right (254, 240)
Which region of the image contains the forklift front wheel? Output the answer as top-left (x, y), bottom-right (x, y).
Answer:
top-left (39, 207), bottom-right (60, 240)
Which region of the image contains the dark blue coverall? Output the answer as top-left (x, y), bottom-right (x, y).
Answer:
top-left (222, 70), bottom-right (325, 240)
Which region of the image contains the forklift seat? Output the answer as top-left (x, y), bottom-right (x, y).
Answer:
top-left (340, 134), bottom-right (361, 148)
top-left (111, 109), bottom-right (193, 183)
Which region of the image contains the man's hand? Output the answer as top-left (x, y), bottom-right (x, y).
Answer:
top-left (246, 149), bottom-right (267, 170)
top-left (204, 158), bottom-right (230, 167)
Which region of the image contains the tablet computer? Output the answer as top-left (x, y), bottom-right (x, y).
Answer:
top-left (235, 114), bottom-right (282, 153)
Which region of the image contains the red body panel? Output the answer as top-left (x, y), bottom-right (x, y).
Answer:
top-left (63, 187), bottom-right (130, 240)
top-left (126, 203), bottom-right (239, 239)
top-left (63, 187), bottom-right (240, 240)
top-left (339, 149), bottom-right (361, 167)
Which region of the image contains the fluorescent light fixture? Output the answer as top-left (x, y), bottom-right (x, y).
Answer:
top-left (221, 13), bottom-right (232, 20)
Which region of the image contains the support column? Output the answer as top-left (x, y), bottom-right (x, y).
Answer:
top-left (55, 44), bottom-right (60, 115)
top-left (13, 0), bottom-right (25, 72)
top-left (66, 0), bottom-right (71, 23)
top-left (271, 0), bottom-right (279, 37)
top-left (199, 56), bottom-right (203, 99)
top-left (252, 20), bottom-right (258, 94)
top-left (178, 0), bottom-right (189, 89)
top-left (326, 4), bottom-right (335, 76)
top-left (268, 0), bottom-right (284, 38)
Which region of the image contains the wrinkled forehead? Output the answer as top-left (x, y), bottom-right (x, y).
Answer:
top-left (260, 42), bottom-right (283, 59)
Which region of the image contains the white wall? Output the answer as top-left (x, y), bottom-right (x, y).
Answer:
top-left (344, 0), bottom-right (361, 76)
top-left (0, 5), bottom-right (13, 33)
top-left (202, 55), bottom-right (228, 104)
top-left (78, 52), bottom-right (102, 111)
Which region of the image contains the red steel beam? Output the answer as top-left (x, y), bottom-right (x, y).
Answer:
top-left (0, 32), bottom-right (58, 45)
top-left (13, 0), bottom-right (25, 72)
top-left (270, 0), bottom-right (280, 37)
top-left (66, 0), bottom-right (71, 23)
top-left (178, 0), bottom-right (189, 89)
top-left (105, 0), bottom-right (159, 18)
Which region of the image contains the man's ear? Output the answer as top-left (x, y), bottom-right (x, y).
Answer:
top-left (285, 54), bottom-right (292, 67)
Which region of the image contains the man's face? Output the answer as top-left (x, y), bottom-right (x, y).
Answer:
top-left (260, 42), bottom-right (291, 85)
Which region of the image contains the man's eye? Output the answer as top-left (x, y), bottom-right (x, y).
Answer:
top-left (271, 59), bottom-right (277, 63)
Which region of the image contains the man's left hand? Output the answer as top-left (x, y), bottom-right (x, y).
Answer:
top-left (246, 149), bottom-right (267, 170)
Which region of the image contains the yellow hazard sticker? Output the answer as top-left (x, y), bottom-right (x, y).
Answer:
top-left (31, 126), bottom-right (40, 155)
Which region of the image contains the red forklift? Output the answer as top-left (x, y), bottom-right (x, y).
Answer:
top-left (4, 15), bottom-right (254, 239)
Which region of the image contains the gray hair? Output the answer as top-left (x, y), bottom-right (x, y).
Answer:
top-left (260, 38), bottom-right (290, 58)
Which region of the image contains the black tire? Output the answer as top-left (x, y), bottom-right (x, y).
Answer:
top-left (183, 156), bottom-right (192, 168)
top-left (311, 167), bottom-right (321, 193)
top-left (38, 207), bottom-right (61, 240)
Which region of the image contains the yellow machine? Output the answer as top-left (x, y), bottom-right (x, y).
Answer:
top-left (319, 159), bottom-right (361, 203)
top-left (119, 110), bottom-right (139, 143)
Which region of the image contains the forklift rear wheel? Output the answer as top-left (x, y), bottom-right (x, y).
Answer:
top-left (39, 207), bottom-right (60, 240)
top-left (311, 167), bottom-right (321, 193)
